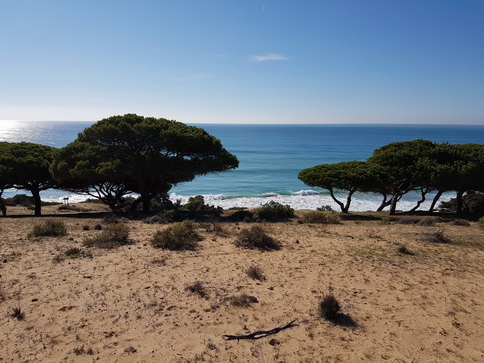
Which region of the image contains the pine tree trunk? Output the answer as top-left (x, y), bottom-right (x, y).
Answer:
top-left (31, 188), bottom-right (42, 217)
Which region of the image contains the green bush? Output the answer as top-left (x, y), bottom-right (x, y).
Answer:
top-left (256, 201), bottom-right (294, 221)
top-left (151, 221), bottom-right (201, 250)
top-left (302, 211), bottom-right (341, 224)
top-left (29, 220), bottom-right (68, 238)
top-left (83, 223), bottom-right (130, 249)
top-left (234, 226), bottom-right (281, 251)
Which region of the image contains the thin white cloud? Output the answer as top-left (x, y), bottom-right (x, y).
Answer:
top-left (250, 53), bottom-right (288, 62)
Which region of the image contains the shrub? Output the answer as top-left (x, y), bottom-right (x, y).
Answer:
top-left (29, 220), bottom-right (67, 238)
top-left (452, 219), bottom-right (470, 226)
top-left (319, 293), bottom-right (340, 321)
top-left (11, 306), bottom-right (25, 321)
top-left (185, 281), bottom-right (208, 299)
top-left (183, 195), bottom-right (206, 211)
top-left (83, 223), bottom-right (131, 249)
top-left (54, 247), bottom-right (93, 262)
top-left (228, 210), bottom-right (254, 222)
top-left (234, 226), bottom-right (281, 251)
top-left (317, 205), bottom-right (334, 212)
top-left (5, 194), bottom-right (34, 206)
top-left (229, 293), bottom-right (259, 307)
top-left (57, 205), bottom-right (88, 212)
top-left (425, 230), bottom-right (452, 244)
top-left (143, 214), bottom-right (171, 224)
top-left (256, 201), bottom-right (294, 221)
top-left (151, 221), bottom-right (201, 251)
top-left (479, 217), bottom-right (484, 229)
top-left (246, 266), bottom-right (266, 281)
top-left (397, 217), bottom-right (435, 226)
top-left (302, 211), bottom-right (340, 224)
top-left (397, 245), bottom-right (415, 256)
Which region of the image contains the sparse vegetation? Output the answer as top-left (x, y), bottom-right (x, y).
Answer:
top-left (151, 221), bottom-right (201, 250)
top-left (452, 218), bottom-right (471, 226)
top-left (57, 204), bottom-right (89, 212)
top-left (246, 265), bottom-right (266, 281)
top-left (185, 281), bottom-right (208, 299)
top-left (234, 226), bottom-right (281, 251)
top-left (302, 211), bottom-right (340, 224)
top-left (425, 230), bottom-right (452, 244)
top-left (398, 245), bottom-right (415, 256)
top-left (397, 217), bottom-right (435, 226)
top-left (54, 247), bottom-right (93, 262)
top-left (143, 214), bottom-right (171, 224)
top-left (229, 293), bottom-right (259, 307)
top-left (83, 223), bottom-right (131, 249)
top-left (11, 306), bottom-right (25, 320)
top-left (256, 201), bottom-right (294, 221)
top-left (29, 220), bottom-right (67, 238)
top-left (319, 293), bottom-right (340, 321)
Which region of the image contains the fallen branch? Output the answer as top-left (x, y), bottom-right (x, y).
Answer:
top-left (222, 320), bottom-right (298, 340)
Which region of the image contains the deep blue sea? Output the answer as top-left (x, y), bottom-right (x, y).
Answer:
top-left (1, 121), bottom-right (483, 211)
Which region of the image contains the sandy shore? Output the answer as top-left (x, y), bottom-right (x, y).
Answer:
top-left (1, 204), bottom-right (484, 362)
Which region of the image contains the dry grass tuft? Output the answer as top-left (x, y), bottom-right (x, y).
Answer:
top-left (229, 293), bottom-right (259, 307)
top-left (185, 281), bottom-right (209, 299)
top-left (302, 211), bottom-right (341, 224)
top-left (151, 221), bottom-right (201, 251)
top-left (83, 223), bottom-right (131, 249)
top-left (246, 265), bottom-right (266, 281)
top-left (29, 220), bottom-right (67, 238)
top-left (234, 226), bottom-right (281, 251)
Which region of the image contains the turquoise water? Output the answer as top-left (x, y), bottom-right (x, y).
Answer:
top-left (1, 121), bottom-right (483, 211)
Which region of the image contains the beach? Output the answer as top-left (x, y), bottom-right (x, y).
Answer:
top-left (1, 204), bottom-right (483, 362)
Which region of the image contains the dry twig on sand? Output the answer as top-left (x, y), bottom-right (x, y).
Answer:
top-left (223, 320), bottom-right (298, 340)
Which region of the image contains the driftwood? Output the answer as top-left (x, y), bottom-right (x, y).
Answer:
top-left (222, 320), bottom-right (298, 340)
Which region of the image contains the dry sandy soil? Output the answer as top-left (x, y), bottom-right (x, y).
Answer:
top-left (1, 204), bottom-right (484, 362)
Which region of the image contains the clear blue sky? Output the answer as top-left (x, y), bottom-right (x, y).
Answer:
top-left (1, 0), bottom-right (483, 124)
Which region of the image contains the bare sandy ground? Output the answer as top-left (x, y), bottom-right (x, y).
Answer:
top-left (1, 204), bottom-right (484, 362)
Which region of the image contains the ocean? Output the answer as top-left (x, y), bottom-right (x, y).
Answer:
top-left (1, 121), bottom-right (483, 211)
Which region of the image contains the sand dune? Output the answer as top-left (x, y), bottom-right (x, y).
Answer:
top-left (1, 205), bottom-right (483, 362)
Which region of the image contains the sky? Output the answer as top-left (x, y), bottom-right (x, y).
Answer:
top-left (1, 0), bottom-right (483, 124)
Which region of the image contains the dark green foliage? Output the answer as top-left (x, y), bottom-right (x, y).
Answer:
top-left (30, 220), bottom-right (68, 238)
top-left (228, 210), bottom-right (254, 222)
top-left (0, 142), bottom-right (57, 216)
top-left (183, 195), bottom-right (206, 211)
top-left (256, 201), bottom-right (294, 221)
top-left (302, 211), bottom-right (341, 224)
top-left (83, 223), bottom-right (130, 249)
top-left (439, 192), bottom-right (484, 214)
top-left (234, 226), bottom-right (281, 251)
top-left (151, 221), bottom-right (201, 250)
top-left (5, 194), bottom-right (34, 206)
top-left (319, 293), bottom-right (341, 321)
top-left (51, 114), bottom-right (238, 212)
top-left (299, 161), bottom-right (389, 213)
